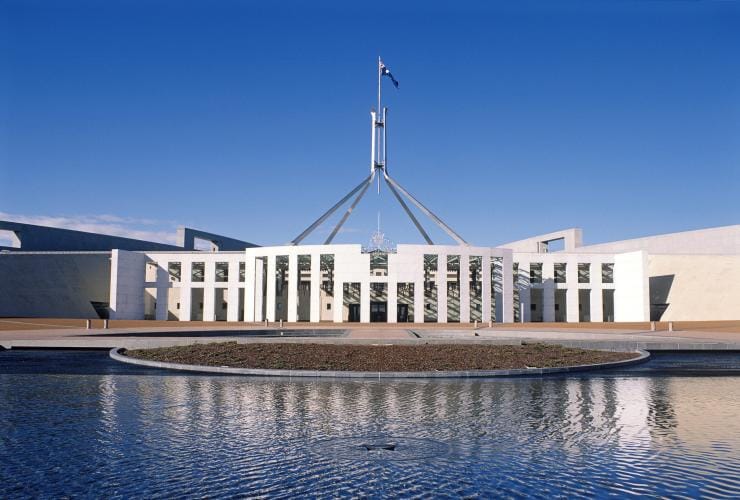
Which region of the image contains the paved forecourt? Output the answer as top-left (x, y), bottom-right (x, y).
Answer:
top-left (1, 320), bottom-right (740, 352)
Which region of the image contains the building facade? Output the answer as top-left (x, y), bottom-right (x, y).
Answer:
top-left (109, 241), bottom-right (650, 324)
top-left (3, 223), bottom-right (739, 323)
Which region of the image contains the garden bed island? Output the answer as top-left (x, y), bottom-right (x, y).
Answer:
top-left (123, 342), bottom-right (640, 372)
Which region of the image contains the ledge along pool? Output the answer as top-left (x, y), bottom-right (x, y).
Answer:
top-left (1, 349), bottom-right (739, 497)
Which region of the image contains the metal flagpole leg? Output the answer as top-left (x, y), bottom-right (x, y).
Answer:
top-left (324, 171), bottom-right (375, 244)
top-left (383, 107), bottom-right (388, 173)
top-left (290, 173), bottom-right (374, 245)
top-left (382, 171), bottom-right (434, 245)
top-left (384, 172), bottom-right (469, 246)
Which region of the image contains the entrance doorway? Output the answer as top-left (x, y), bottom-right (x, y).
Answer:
top-left (370, 301), bottom-right (387, 322)
top-left (397, 304), bottom-right (409, 323)
top-left (348, 303), bottom-right (361, 322)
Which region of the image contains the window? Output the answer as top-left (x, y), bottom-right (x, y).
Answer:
top-left (215, 262), bottom-right (229, 282)
top-left (275, 256), bottom-right (289, 294)
top-left (369, 251), bottom-right (388, 276)
top-left (168, 262), bottom-right (181, 282)
top-left (602, 263), bottom-right (614, 284)
top-left (320, 254), bottom-right (335, 293)
top-left (327, 303), bottom-right (331, 310)
top-left (578, 263), bottom-right (590, 283)
top-left (239, 262), bottom-right (245, 282)
top-left (554, 263), bottom-right (566, 283)
top-left (191, 262), bottom-right (205, 282)
top-left (447, 255), bottom-right (460, 273)
top-left (530, 263), bottom-right (543, 284)
top-left (469, 256), bottom-right (482, 284)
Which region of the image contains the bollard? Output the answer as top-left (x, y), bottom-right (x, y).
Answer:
top-left (474, 320), bottom-right (478, 330)
top-left (264, 319), bottom-right (268, 327)
top-left (650, 321), bottom-right (656, 332)
top-left (103, 319), bottom-right (109, 329)
top-left (488, 321), bottom-right (492, 328)
top-left (668, 321), bottom-right (674, 332)
top-left (86, 319), bottom-right (91, 330)
top-left (280, 319), bottom-right (283, 328)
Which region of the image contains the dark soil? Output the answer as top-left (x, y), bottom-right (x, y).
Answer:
top-left (124, 342), bottom-right (638, 372)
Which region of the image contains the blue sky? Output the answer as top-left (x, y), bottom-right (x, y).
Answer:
top-left (1, 0), bottom-right (738, 247)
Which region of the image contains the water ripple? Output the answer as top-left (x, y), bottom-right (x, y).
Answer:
top-left (1, 350), bottom-right (739, 498)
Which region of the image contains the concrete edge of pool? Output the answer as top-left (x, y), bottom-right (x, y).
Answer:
top-left (109, 347), bottom-right (651, 378)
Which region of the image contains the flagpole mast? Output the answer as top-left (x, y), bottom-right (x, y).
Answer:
top-left (377, 56), bottom-right (383, 193)
top-left (377, 56), bottom-right (382, 120)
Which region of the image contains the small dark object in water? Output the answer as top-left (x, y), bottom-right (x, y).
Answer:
top-left (360, 442), bottom-right (396, 451)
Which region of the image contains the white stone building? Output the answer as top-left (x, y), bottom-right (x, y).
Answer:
top-left (101, 224), bottom-right (740, 324)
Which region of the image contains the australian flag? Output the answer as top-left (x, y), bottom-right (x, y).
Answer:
top-left (379, 59), bottom-right (399, 88)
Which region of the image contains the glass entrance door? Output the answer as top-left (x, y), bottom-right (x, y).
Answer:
top-left (370, 302), bottom-right (387, 322)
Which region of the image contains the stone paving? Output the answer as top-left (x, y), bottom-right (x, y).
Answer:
top-left (1, 321), bottom-right (739, 351)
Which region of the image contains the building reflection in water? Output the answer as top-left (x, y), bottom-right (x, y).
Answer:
top-left (93, 372), bottom-right (740, 475)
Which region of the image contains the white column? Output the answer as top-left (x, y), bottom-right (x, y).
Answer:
top-left (590, 261), bottom-right (604, 322)
top-left (245, 256), bottom-right (257, 322)
top-left (542, 260), bottom-right (555, 322)
top-left (179, 259), bottom-right (192, 321)
top-left (542, 289), bottom-right (555, 322)
top-left (265, 255), bottom-right (276, 322)
top-left (203, 289), bottom-right (215, 322)
top-left (155, 265), bottom-right (168, 321)
top-left (518, 262), bottom-right (531, 322)
top-left (180, 287), bottom-right (192, 321)
top-left (310, 253), bottom-right (321, 322)
top-left (566, 259), bottom-right (579, 322)
top-left (287, 253), bottom-right (298, 323)
top-left (387, 280), bottom-right (398, 323)
top-left (460, 255), bottom-right (470, 323)
top-left (413, 279), bottom-right (424, 323)
top-left (254, 257), bottom-right (267, 321)
top-left (333, 280), bottom-right (344, 322)
top-left (502, 251), bottom-right (514, 323)
top-left (226, 261), bottom-right (239, 321)
top-left (437, 253), bottom-right (447, 323)
top-left (227, 288), bottom-right (239, 322)
top-left (482, 255), bottom-right (491, 323)
top-left (201, 260), bottom-right (214, 322)
top-left (360, 281), bottom-right (370, 323)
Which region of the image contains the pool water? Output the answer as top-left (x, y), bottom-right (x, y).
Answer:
top-left (1, 350), bottom-right (739, 498)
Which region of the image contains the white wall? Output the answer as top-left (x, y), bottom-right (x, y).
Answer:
top-left (498, 228), bottom-right (583, 253)
top-left (614, 251), bottom-right (649, 321)
top-left (577, 225), bottom-right (740, 255)
top-left (109, 249), bottom-right (148, 319)
top-left (649, 254), bottom-right (740, 321)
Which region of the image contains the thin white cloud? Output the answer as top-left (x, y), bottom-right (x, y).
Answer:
top-left (0, 212), bottom-right (180, 245)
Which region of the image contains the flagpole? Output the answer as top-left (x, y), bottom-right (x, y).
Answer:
top-left (377, 56), bottom-right (382, 120)
top-left (377, 56), bottom-right (382, 193)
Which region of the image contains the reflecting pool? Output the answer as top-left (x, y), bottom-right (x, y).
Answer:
top-left (1, 350), bottom-right (739, 498)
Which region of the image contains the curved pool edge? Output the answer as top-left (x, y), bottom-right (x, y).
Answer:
top-left (109, 347), bottom-right (651, 378)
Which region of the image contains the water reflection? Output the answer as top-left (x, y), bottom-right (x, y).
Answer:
top-left (0, 351), bottom-right (739, 497)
